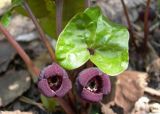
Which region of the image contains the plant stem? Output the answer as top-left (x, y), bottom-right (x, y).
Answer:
top-left (23, 0), bottom-right (56, 62)
top-left (86, 60), bottom-right (94, 67)
top-left (55, 0), bottom-right (63, 36)
top-left (56, 98), bottom-right (75, 114)
top-left (0, 22), bottom-right (75, 114)
top-left (144, 0), bottom-right (151, 49)
top-left (120, 0), bottom-right (137, 49)
top-left (0, 23), bottom-right (39, 76)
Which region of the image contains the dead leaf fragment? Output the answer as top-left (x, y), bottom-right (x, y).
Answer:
top-left (114, 71), bottom-right (148, 112)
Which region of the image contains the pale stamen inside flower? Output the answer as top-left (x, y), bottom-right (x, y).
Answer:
top-left (85, 76), bottom-right (102, 93)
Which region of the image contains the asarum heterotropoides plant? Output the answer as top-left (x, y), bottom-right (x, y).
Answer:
top-left (38, 63), bottom-right (72, 97)
top-left (37, 6), bottom-right (129, 103)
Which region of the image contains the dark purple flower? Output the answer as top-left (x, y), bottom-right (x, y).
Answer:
top-left (38, 63), bottom-right (72, 97)
top-left (76, 67), bottom-right (111, 102)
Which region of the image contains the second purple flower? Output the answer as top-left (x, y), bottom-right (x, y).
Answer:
top-left (76, 67), bottom-right (111, 102)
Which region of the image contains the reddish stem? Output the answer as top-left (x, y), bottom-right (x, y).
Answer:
top-left (55, 98), bottom-right (75, 114)
top-left (120, 0), bottom-right (137, 49)
top-left (23, 0), bottom-right (56, 62)
top-left (0, 22), bottom-right (75, 114)
top-left (0, 23), bottom-right (39, 76)
top-left (144, 0), bottom-right (151, 49)
top-left (55, 0), bottom-right (63, 36)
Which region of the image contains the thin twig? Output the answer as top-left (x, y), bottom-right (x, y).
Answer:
top-left (55, 0), bottom-right (63, 36)
top-left (144, 87), bottom-right (160, 102)
top-left (20, 96), bottom-right (45, 111)
top-left (144, 87), bottom-right (160, 97)
top-left (120, 0), bottom-right (137, 49)
top-left (0, 23), bottom-right (39, 76)
top-left (23, 0), bottom-right (56, 62)
top-left (143, 0), bottom-right (151, 49)
top-left (0, 23), bottom-right (75, 114)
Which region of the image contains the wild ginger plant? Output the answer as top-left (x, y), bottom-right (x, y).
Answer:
top-left (0, 0), bottom-right (129, 114)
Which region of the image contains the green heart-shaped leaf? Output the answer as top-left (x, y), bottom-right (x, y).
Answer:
top-left (56, 7), bottom-right (129, 76)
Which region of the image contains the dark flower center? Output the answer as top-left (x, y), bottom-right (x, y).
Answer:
top-left (47, 75), bottom-right (62, 91)
top-left (85, 76), bottom-right (102, 93)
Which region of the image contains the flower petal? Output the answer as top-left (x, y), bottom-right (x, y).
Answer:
top-left (38, 79), bottom-right (56, 97)
top-left (81, 88), bottom-right (103, 102)
top-left (43, 63), bottom-right (68, 79)
top-left (55, 78), bottom-right (72, 97)
top-left (78, 67), bottom-right (102, 86)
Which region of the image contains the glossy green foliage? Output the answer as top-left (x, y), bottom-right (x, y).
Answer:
top-left (56, 7), bottom-right (129, 76)
top-left (13, 0), bottom-right (84, 38)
